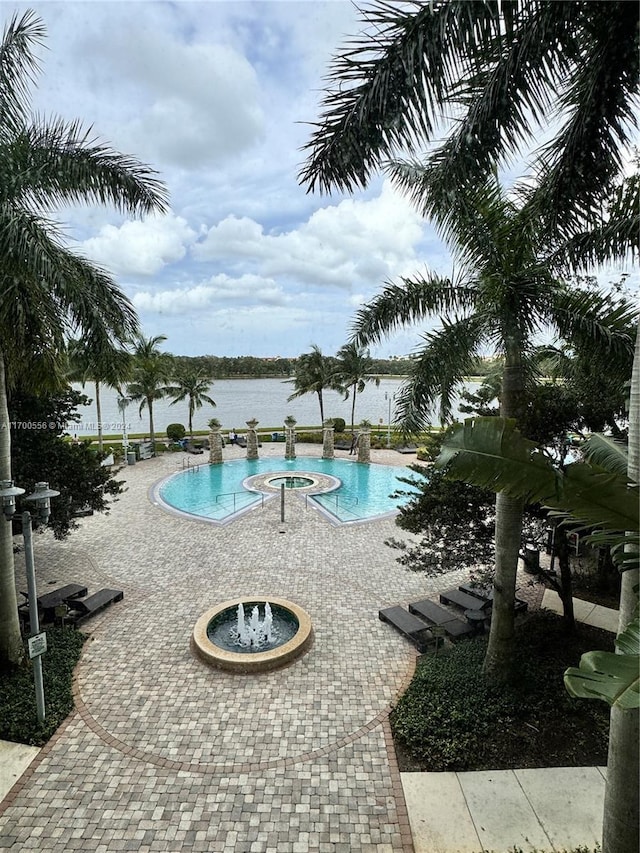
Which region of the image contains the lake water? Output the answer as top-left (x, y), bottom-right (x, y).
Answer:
top-left (71, 377), bottom-right (479, 438)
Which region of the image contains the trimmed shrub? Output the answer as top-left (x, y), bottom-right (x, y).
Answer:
top-left (330, 417), bottom-right (346, 433)
top-left (166, 423), bottom-right (186, 441)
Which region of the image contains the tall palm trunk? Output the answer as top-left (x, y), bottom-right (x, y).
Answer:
top-left (602, 332), bottom-right (639, 853)
top-left (147, 397), bottom-right (155, 447)
top-left (189, 399), bottom-right (194, 439)
top-left (95, 380), bottom-right (103, 452)
top-left (0, 350), bottom-right (24, 667)
top-left (482, 347), bottom-right (526, 684)
top-left (316, 391), bottom-right (324, 424)
top-left (350, 383), bottom-right (357, 433)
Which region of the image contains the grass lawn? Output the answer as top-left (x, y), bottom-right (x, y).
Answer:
top-left (392, 610), bottom-right (612, 772)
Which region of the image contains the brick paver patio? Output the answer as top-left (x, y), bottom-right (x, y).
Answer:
top-left (1, 444), bottom-right (469, 852)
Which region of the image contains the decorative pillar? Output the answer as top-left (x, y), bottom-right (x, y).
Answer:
top-left (208, 420), bottom-right (223, 465)
top-left (357, 422), bottom-right (371, 464)
top-left (246, 418), bottom-right (259, 460)
top-left (322, 420), bottom-right (335, 459)
top-left (284, 416), bottom-right (297, 460)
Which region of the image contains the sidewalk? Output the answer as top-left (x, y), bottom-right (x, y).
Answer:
top-left (402, 766), bottom-right (605, 853)
top-left (0, 740), bottom-right (39, 801)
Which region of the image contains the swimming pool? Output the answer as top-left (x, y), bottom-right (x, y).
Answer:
top-left (153, 457), bottom-right (415, 524)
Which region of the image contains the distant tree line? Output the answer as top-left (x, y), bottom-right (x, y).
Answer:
top-left (170, 354), bottom-right (502, 380)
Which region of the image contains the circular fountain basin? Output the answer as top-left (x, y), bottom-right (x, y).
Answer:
top-left (192, 597), bottom-right (313, 673)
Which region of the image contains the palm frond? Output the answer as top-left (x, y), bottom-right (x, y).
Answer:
top-left (350, 272), bottom-right (476, 348)
top-left (583, 434), bottom-right (629, 478)
top-left (435, 416), bottom-right (562, 503)
top-left (556, 170), bottom-right (640, 270)
top-left (394, 315), bottom-right (484, 432)
top-left (528, 2), bottom-right (640, 236)
top-left (299, 0), bottom-right (502, 194)
top-left (8, 119), bottom-right (169, 215)
top-left (437, 416), bottom-right (639, 570)
top-left (421, 2), bottom-right (579, 197)
top-left (550, 288), bottom-right (637, 381)
top-left (0, 11), bottom-right (45, 138)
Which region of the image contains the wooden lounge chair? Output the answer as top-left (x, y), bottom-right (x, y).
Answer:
top-left (458, 583), bottom-right (528, 614)
top-left (408, 599), bottom-right (475, 639)
top-left (68, 589), bottom-right (124, 626)
top-left (439, 587), bottom-right (493, 611)
top-left (378, 606), bottom-right (442, 652)
top-left (184, 440), bottom-right (204, 454)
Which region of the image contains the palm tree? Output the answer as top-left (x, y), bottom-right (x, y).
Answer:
top-left (350, 179), bottom-right (637, 685)
top-left (126, 335), bottom-right (173, 450)
top-left (299, 0), bottom-right (639, 240)
top-left (436, 399), bottom-right (640, 853)
top-left (334, 342), bottom-right (380, 433)
top-left (0, 11), bottom-right (168, 668)
top-left (166, 370), bottom-right (216, 438)
top-left (286, 345), bottom-right (343, 424)
top-left (67, 338), bottom-right (133, 452)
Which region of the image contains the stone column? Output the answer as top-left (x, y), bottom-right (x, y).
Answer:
top-left (357, 424), bottom-right (371, 464)
top-left (246, 419), bottom-right (259, 460)
top-left (208, 426), bottom-right (223, 465)
top-left (284, 417), bottom-right (297, 460)
top-left (322, 420), bottom-right (335, 459)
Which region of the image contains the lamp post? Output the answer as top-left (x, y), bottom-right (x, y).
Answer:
top-left (117, 394), bottom-right (129, 463)
top-left (385, 392), bottom-right (394, 449)
top-left (0, 480), bottom-right (59, 724)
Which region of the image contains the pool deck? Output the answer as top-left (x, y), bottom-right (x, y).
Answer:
top-left (0, 444), bottom-right (605, 852)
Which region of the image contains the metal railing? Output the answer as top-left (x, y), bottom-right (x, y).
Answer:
top-left (306, 492), bottom-right (359, 510)
top-left (215, 492), bottom-right (264, 513)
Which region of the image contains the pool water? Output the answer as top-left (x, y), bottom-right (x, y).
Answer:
top-left (155, 457), bottom-right (415, 524)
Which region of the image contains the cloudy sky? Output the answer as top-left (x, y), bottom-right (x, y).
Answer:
top-left (9, 1), bottom-right (637, 359)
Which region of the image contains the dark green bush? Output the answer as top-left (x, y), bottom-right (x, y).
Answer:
top-left (295, 431), bottom-right (324, 444)
top-left (166, 423), bottom-right (186, 441)
top-left (331, 417), bottom-right (346, 433)
top-left (391, 611), bottom-right (610, 771)
top-left (0, 626), bottom-right (86, 745)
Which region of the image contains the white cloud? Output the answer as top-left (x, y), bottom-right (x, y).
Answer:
top-left (132, 273), bottom-right (289, 315)
top-left (119, 36), bottom-right (265, 167)
top-left (193, 181), bottom-right (425, 290)
top-left (79, 213), bottom-right (197, 276)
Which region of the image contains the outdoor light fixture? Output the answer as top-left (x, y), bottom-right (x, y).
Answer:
top-left (0, 480), bottom-right (26, 520)
top-left (20, 481), bottom-right (60, 725)
top-left (24, 482), bottom-right (60, 524)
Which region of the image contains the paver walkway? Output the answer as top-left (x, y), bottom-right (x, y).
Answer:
top-left (1, 444), bottom-right (471, 852)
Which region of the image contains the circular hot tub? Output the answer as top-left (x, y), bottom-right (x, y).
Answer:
top-left (266, 475), bottom-right (315, 489)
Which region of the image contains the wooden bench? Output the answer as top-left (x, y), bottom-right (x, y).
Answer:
top-left (378, 606), bottom-right (441, 652)
top-left (69, 589), bottom-right (124, 626)
top-left (408, 600), bottom-right (475, 639)
top-left (37, 584), bottom-right (88, 618)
